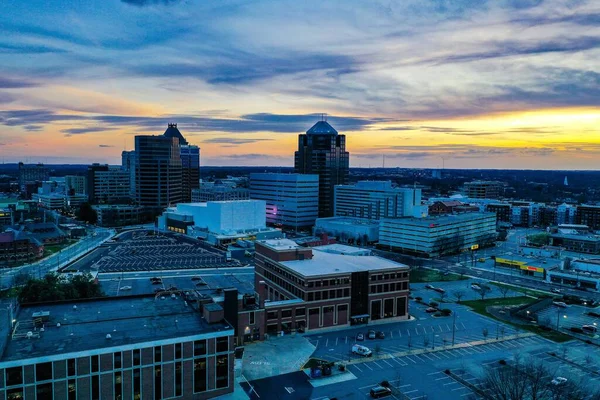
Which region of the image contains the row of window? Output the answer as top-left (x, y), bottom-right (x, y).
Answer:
top-left (370, 281), bottom-right (408, 294)
top-left (370, 272), bottom-right (408, 281)
top-left (307, 288), bottom-right (350, 302)
top-left (267, 307), bottom-right (306, 321)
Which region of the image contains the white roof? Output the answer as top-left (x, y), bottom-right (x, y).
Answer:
top-left (316, 244), bottom-right (370, 255)
top-left (281, 249), bottom-right (408, 277)
top-left (259, 238), bottom-right (300, 250)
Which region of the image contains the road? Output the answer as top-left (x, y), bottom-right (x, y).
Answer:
top-left (0, 228), bottom-right (114, 290)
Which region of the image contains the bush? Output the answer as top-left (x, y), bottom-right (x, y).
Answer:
top-left (570, 327), bottom-right (584, 334)
top-left (498, 360), bottom-right (507, 365)
top-left (415, 296), bottom-right (423, 302)
top-left (381, 380), bottom-right (390, 388)
top-left (430, 301), bottom-right (439, 308)
top-left (444, 369), bottom-right (451, 375)
top-left (440, 309), bottom-right (452, 316)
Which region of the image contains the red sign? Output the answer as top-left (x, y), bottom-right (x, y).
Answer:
top-left (527, 266), bottom-right (538, 271)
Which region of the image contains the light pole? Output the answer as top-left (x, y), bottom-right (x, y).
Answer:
top-left (452, 312), bottom-right (457, 346)
top-left (556, 310), bottom-right (566, 331)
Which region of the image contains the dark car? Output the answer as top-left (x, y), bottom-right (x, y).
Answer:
top-left (433, 287), bottom-right (446, 294)
top-left (356, 333), bottom-right (365, 341)
top-left (425, 307), bottom-right (437, 313)
top-left (370, 386), bottom-right (392, 398)
top-left (376, 331), bottom-right (385, 339)
top-left (425, 284), bottom-right (434, 289)
top-left (367, 330), bottom-right (376, 340)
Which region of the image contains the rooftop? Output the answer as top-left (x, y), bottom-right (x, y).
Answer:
top-left (306, 121), bottom-right (338, 135)
top-left (314, 244), bottom-right (371, 256)
top-left (315, 217), bottom-right (380, 226)
top-left (163, 123), bottom-right (188, 145)
top-left (259, 238), bottom-right (300, 251)
top-left (281, 248), bottom-right (408, 277)
top-left (382, 212), bottom-right (495, 225)
top-left (550, 233), bottom-right (600, 242)
top-left (1, 296), bottom-right (230, 364)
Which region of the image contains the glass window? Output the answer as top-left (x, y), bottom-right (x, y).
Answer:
top-left (91, 375), bottom-right (100, 400)
top-left (36, 362), bottom-right (52, 382)
top-left (194, 340), bottom-right (207, 357)
top-left (7, 388), bottom-right (24, 400)
top-left (308, 282), bottom-right (314, 288)
top-left (315, 292), bottom-right (321, 301)
top-left (216, 355), bottom-right (229, 389)
top-left (36, 383), bottom-right (53, 400)
top-left (114, 372), bottom-right (122, 400)
top-left (133, 369), bottom-right (141, 400)
top-left (114, 352), bottom-right (122, 369)
top-left (154, 366), bottom-right (162, 400)
top-left (295, 308), bottom-right (305, 316)
top-left (175, 362), bottom-right (183, 397)
top-left (6, 366), bottom-right (23, 386)
top-left (175, 343), bottom-right (182, 360)
top-left (249, 311), bottom-right (255, 325)
top-left (267, 311), bottom-right (278, 320)
top-left (281, 309), bottom-right (292, 318)
top-left (154, 346), bottom-right (161, 363)
top-left (216, 337), bottom-right (229, 353)
top-left (343, 288), bottom-right (350, 297)
top-left (91, 355), bottom-right (99, 373)
top-left (68, 379), bottom-right (76, 400)
top-left (67, 358), bottom-right (76, 376)
top-left (193, 359), bottom-right (207, 393)
top-left (133, 349), bottom-right (141, 366)
top-left (308, 292), bottom-right (314, 301)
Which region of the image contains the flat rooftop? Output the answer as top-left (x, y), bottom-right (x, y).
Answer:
top-left (281, 248), bottom-right (408, 277)
top-left (316, 217), bottom-right (380, 226)
top-left (314, 244), bottom-right (370, 255)
top-left (551, 233), bottom-right (600, 242)
top-left (383, 212), bottom-right (495, 225)
top-left (1, 296), bottom-right (230, 363)
top-left (259, 238), bottom-right (300, 251)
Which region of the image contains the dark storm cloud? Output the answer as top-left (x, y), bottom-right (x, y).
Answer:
top-left (98, 144), bottom-right (114, 147)
top-left (0, 77), bottom-right (39, 88)
top-left (121, 0), bottom-right (183, 6)
top-left (62, 127), bottom-right (117, 135)
top-left (203, 138), bottom-right (274, 145)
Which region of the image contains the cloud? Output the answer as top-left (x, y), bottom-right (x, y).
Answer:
top-left (62, 127), bottom-right (117, 135)
top-left (0, 77), bottom-right (39, 89)
top-left (23, 125), bottom-right (43, 132)
top-left (98, 144), bottom-right (114, 148)
top-left (121, 0), bottom-right (182, 6)
top-left (203, 138), bottom-right (274, 145)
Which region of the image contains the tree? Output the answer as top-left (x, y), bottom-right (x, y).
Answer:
top-left (452, 290), bottom-right (465, 304)
top-left (422, 335), bottom-right (430, 348)
top-left (407, 335), bottom-right (412, 352)
top-left (18, 272), bottom-right (103, 303)
top-left (482, 328), bottom-right (489, 341)
top-left (498, 285), bottom-right (511, 299)
top-left (77, 203), bottom-right (98, 224)
top-left (479, 286), bottom-right (492, 301)
top-left (439, 291), bottom-right (448, 303)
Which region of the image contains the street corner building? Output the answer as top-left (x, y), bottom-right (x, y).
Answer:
top-left (0, 296), bottom-right (235, 400)
top-left (253, 239), bottom-right (410, 335)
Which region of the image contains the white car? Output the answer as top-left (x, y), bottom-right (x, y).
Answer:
top-left (552, 301), bottom-right (568, 308)
top-left (471, 284), bottom-right (481, 290)
top-left (551, 377), bottom-right (567, 386)
top-left (351, 344), bottom-right (372, 357)
top-left (119, 286), bottom-right (132, 291)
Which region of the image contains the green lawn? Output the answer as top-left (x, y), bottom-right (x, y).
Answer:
top-left (410, 268), bottom-right (468, 283)
top-left (43, 241), bottom-right (76, 257)
top-left (488, 282), bottom-right (553, 299)
top-left (461, 297), bottom-right (572, 343)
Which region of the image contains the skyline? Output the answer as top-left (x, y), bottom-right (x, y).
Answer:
top-left (1, 0), bottom-right (599, 169)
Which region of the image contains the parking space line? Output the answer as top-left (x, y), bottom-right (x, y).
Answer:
top-left (372, 361), bottom-right (383, 369)
top-left (352, 364), bottom-right (362, 373)
top-left (404, 355), bottom-right (417, 364)
top-left (381, 359), bottom-right (394, 368)
top-left (363, 363), bottom-right (373, 371)
top-left (427, 371), bottom-right (443, 376)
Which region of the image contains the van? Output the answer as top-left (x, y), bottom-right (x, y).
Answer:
top-left (351, 344), bottom-right (372, 357)
top-left (370, 386), bottom-right (392, 398)
top-left (582, 325), bottom-right (598, 333)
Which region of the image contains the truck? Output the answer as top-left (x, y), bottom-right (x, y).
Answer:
top-left (352, 344), bottom-right (372, 357)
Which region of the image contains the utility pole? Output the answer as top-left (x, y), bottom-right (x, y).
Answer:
top-left (452, 312), bottom-right (457, 346)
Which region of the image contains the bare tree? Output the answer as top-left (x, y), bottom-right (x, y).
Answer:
top-left (498, 285), bottom-right (511, 299)
top-left (407, 335), bottom-right (412, 352)
top-left (423, 335), bottom-right (430, 348)
top-left (452, 290), bottom-right (465, 304)
top-left (482, 328), bottom-right (489, 341)
top-left (479, 286), bottom-right (492, 301)
top-left (439, 291), bottom-right (448, 303)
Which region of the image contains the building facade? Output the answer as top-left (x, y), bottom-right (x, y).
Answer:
top-left (65, 176), bottom-right (86, 195)
top-left (379, 213), bottom-right (497, 257)
top-left (93, 205), bottom-right (147, 227)
top-left (163, 124), bottom-right (200, 203)
top-left (294, 121), bottom-right (349, 218)
top-left (87, 165), bottom-right (131, 204)
top-left (314, 217), bottom-right (380, 244)
top-left (254, 239), bottom-right (410, 334)
top-left (249, 173), bottom-right (319, 230)
top-left (18, 163), bottom-right (49, 193)
top-left (464, 181), bottom-right (503, 199)
top-left (134, 135), bottom-right (182, 208)
top-left (577, 205), bottom-right (600, 230)
top-left (334, 181), bottom-right (424, 220)
top-left (191, 183), bottom-right (249, 203)
top-left (121, 151), bottom-right (137, 198)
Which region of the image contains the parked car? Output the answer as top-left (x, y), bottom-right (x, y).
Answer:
top-left (370, 385), bottom-right (392, 398)
top-left (552, 301), bottom-right (568, 308)
top-left (425, 284), bottom-right (434, 289)
top-left (425, 307), bottom-right (437, 313)
top-left (551, 377), bottom-right (567, 386)
top-left (119, 286), bottom-right (132, 291)
top-left (376, 331), bottom-right (385, 339)
top-left (352, 344), bottom-right (372, 357)
top-left (551, 288), bottom-right (562, 294)
top-left (582, 325), bottom-right (598, 333)
top-left (367, 330), bottom-right (376, 340)
top-left (433, 287), bottom-right (446, 294)
top-left (471, 284), bottom-right (481, 290)
top-left (356, 333), bottom-right (365, 341)
top-left (191, 276), bottom-right (201, 281)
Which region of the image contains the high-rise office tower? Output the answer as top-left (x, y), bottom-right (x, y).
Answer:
top-left (294, 120), bottom-right (349, 217)
top-left (163, 124), bottom-right (200, 202)
top-left (121, 150), bottom-right (137, 198)
top-left (134, 135), bottom-right (182, 208)
top-left (18, 162), bottom-right (49, 191)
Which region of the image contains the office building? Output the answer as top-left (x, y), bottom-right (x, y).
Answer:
top-left (157, 201), bottom-right (281, 245)
top-left (134, 135), bottom-right (182, 208)
top-left (464, 181), bottom-right (503, 199)
top-left (249, 173), bottom-right (319, 230)
top-left (93, 205), bottom-right (147, 227)
top-left (379, 212), bottom-right (497, 257)
top-left (121, 150), bottom-right (137, 198)
top-left (18, 163), bottom-right (49, 193)
top-left (557, 203), bottom-right (577, 225)
top-left (577, 205), bottom-right (600, 230)
top-left (314, 217), bottom-right (380, 243)
top-left (191, 182), bottom-right (250, 203)
top-left (164, 124), bottom-right (200, 203)
top-left (486, 203), bottom-right (511, 223)
top-left (64, 176), bottom-right (86, 195)
top-left (334, 181), bottom-right (425, 220)
top-left (87, 165), bottom-right (131, 204)
top-left (254, 239), bottom-right (410, 333)
top-left (0, 230), bottom-right (43, 265)
top-left (0, 296), bottom-right (235, 400)
top-left (294, 120), bottom-right (349, 218)
top-left (546, 258), bottom-right (600, 291)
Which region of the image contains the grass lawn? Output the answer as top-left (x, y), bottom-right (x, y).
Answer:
top-left (462, 297), bottom-right (572, 343)
top-left (410, 268), bottom-right (467, 283)
top-left (302, 358), bottom-right (335, 369)
top-left (43, 240), bottom-right (76, 257)
top-left (489, 282), bottom-right (554, 299)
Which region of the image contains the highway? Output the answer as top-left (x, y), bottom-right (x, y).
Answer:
top-left (0, 228), bottom-right (114, 290)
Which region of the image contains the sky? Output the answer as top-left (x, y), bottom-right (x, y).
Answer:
top-left (0, 0), bottom-right (599, 169)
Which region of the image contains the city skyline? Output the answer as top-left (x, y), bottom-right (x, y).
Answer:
top-left (1, 0), bottom-right (599, 169)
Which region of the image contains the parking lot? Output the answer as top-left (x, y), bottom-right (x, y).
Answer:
top-left (410, 278), bottom-right (522, 303)
top-left (536, 303), bottom-right (600, 336)
top-left (90, 231), bottom-right (240, 272)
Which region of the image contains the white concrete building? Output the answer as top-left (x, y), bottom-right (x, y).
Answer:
top-left (65, 175), bottom-right (86, 194)
top-left (157, 200), bottom-right (281, 245)
top-left (249, 173), bottom-right (319, 229)
top-left (334, 181), bottom-right (426, 220)
top-left (314, 217), bottom-right (380, 243)
top-left (379, 212), bottom-right (497, 257)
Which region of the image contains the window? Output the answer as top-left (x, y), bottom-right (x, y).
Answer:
top-left (330, 279), bottom-right (336, 286)
top-left (154, 346), bottom-right (162, 363)
top-left (36, 383), bottom-right (53, 400)
top-left (216, 337), bottom-right (229, 353)
top-left (193, 359), bottom-right (207, 393)
top-left (281, 309), bottom-right (292, 318)
top-left (154, 366), bottom-right (162, 400)
top-left (194, 340), bottom-right (207, 357)
top-left (308, 282), bottom-right (314, 288)
top-left (91, 355), bottom-right (99, 373)
top-left (267, 311), bottom-right (278, 320)
top-left (249, 311), bottom-right (255, 325)
top-left (216, 355), bottom-right (229, 389)
top-left (175, 343), bottom-right (182, 360)
top-left (114, 352), bottom-right (122, 369)
top-left (6, 366), bottom-right (23, 386)
top-left (67, 358), bottom-right (76, 376)
top-left (175, 362), bottom-right (183, 397)
top-left (91, 374), bottom-right (100, 400)
top-left (343, 288), bottom-right (350, 297)
top-left (114, 372), bottom-right (122, 400)
top-left (337, 289), bottom-right (343, 298)
top-left (133, 349), bottom-right (141, 366)
top-left (7, 388), bottom-right (24, 400)
top-left (36, 362), bottom-right (52, 382)
top-left (308, 292), bottom-right (314, 301)
top-left (68, 379), bottom-right (76, 400)
top-left (133, 369), bottom-right (141, 400)
top-left (295, 308), bottom-right (305, 316)
top-left (315, 281), bottom-right (322, 287)
top-left (315, 292), bottom-right (321, 301)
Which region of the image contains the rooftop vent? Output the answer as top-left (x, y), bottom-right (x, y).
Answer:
top-left (106, 334), bottom-right (112, 340)
top-left (27, 331), bottom-right (33, 339)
